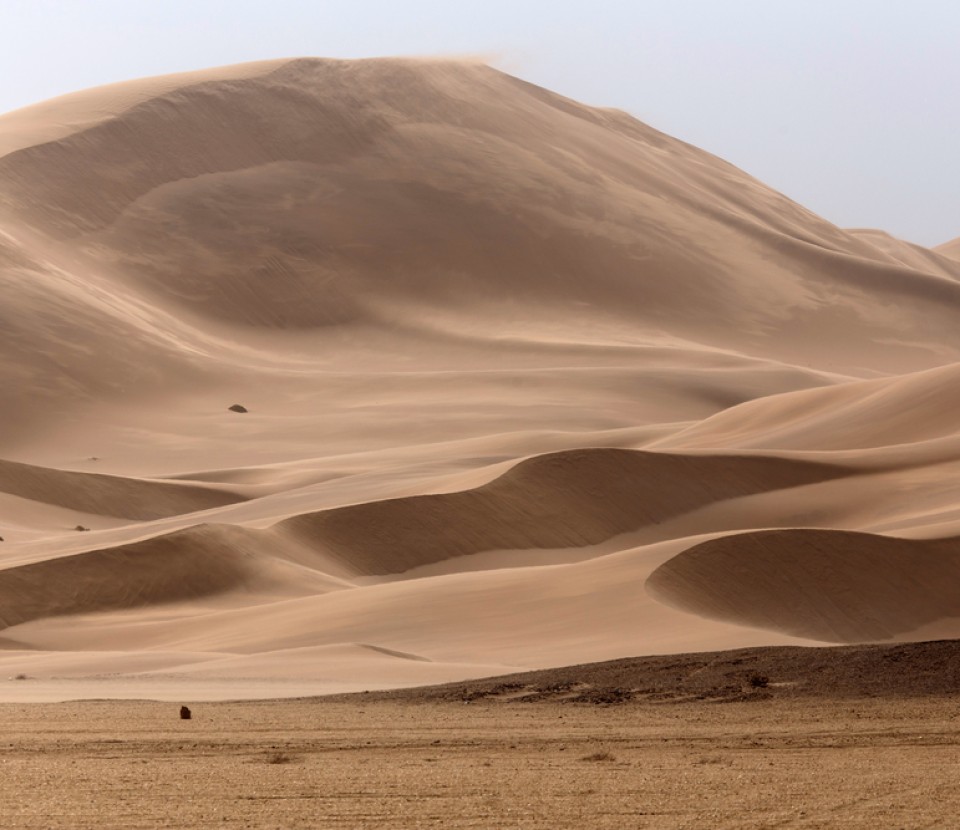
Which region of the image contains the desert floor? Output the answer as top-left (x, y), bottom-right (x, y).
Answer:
top-left (2, 696), bottom-right (959, 829)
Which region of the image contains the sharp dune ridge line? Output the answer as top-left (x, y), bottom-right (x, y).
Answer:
top-left (1, 56), bottom-right (959, 699)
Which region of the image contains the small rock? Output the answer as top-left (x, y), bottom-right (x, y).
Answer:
top-left (228, 404), bottom-right (248, 413)
top-left (180, 705), bottom-right (192, 720)
top-left (75, 525), bottom-right (90, 532)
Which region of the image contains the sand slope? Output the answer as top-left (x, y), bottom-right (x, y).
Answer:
top-left (281, 448), bottom-right (850, 574)
top-left (654, 361), bottom-right (960, 452)
top-left (1, 57), bottom-right (959, 698)
top-left (849, 228), bottom-right (960, 280)
top-left (647, 529), bottom-right (960, 641)
top-left (936, 236), bottom-right (960, 260)
top-left (0, 458), bottom-right (243, 521)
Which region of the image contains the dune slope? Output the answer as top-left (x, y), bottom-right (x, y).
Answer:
top-left (0, 525), bottom-right (268, 630)
top-left (282, 448), bottom-right (849, 574)
top-left (647, 529), bottom-right (960, 642)
top-left (937, 236), bottom-right (960, 261)
top-left (0, 458), bottom-right (243, 520)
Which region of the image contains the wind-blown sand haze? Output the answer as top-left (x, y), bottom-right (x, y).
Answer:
top-left (1, 56), bottom-right (960, 707)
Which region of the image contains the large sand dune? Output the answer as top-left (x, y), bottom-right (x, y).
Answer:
top-left (1, 57), bottom-right (959, 699)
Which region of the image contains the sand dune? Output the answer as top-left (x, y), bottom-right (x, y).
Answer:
top-left (1, 57), bottom-right (959, 699)
top-left (0, 523), bottom-right (345, 631)
top-left (654, 361), bottom-right (960, 452)
top-left (282, 448), bottom-right (849, 574)
top-left (0, 458), bottom-right (243, 521)
top-left (937, 236), bottom-right (960, 260)
top-left (2, 59), bottom-right (959, 384)
top-left (0, 525), bottom-right (259, 629)
top-left (647, 529), bottom-right (960, 641)
top-left (848, 228), bottom-right (960, 280)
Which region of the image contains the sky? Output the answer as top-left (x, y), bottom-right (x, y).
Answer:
top-left (1, 0), bottom-right (957, 246)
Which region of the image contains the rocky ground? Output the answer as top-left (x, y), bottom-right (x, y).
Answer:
top-left (333, 640), bottom-right (960, 705)
top-left (5, 643), bottom-right (960, 829)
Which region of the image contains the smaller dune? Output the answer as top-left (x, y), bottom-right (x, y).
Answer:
top-left (657, 362), bottom-right (960, 452)
top-left (936, 236), bottom-right (960, 261)
top-left (0, 524), bottom-right (287, 630)
top-left (0, 458), bottom-right (245, 520)
top-left (281, 448), bottom-right (849, 575)
top-left (647, 528), bottom-right (960, 642)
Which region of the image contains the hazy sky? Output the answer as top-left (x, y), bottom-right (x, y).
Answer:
top-left (2, 0), bottom-right (957, 245)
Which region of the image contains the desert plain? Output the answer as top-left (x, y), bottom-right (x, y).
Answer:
top-left (2, 55), bottom-right (960, 827)
top-left (5, 692), bottom-right (960, 829)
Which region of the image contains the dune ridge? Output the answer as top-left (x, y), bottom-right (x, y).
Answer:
top-left (282, 448), bottom-right (850, 575)
top-left (655, 361), bottom-right (960, 453)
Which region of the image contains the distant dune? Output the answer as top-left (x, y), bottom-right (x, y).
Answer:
top-left (1, 57), bottom-right (959, 699)
top-left (937, 236), bottom-right (960, 260)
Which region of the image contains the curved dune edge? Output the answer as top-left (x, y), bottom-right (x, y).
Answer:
top-left (0, 446), bottom-right (851, 629)
top-left (0, 458), bottom-right (246, 520)
top-left (656, 362), bottom-right (960, 453)
top-left (279, 447), bottom-right (850, 575)
top-left (646, 528), bottom-right (960, 642)
top-left (0, 524), bottom-right (340, 631)
top-left (847, 228), bottom-right (960, 280)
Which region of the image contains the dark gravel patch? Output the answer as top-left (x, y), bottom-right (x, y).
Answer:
top-left (321, 640), bottom-right (960, 705)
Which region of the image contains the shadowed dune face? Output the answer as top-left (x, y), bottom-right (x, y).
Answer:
top-left (647, 529), bottom-right (960, 642)
top-left (0, 523), bottom-right (347, 632)
top-left (3, 58), bottom-right (960, 697)
top-left (0, 459), bottom-right (244, 520)
top-left (0, 526), bottom-right (258, 630)
top-left (282, 448), bottom-right (850, 575)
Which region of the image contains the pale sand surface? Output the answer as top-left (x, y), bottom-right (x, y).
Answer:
top-left (3, 696), bottom-right (960, 829)
top-left (936, 235), bottom-right (960, 260)
top-left (2, 57), bottom-right (960, 699)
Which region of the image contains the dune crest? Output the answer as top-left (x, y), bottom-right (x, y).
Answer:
top-left (282, 448), bottom-right (849, 574)
top-left (654, 362), bottom-right (960, 452)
